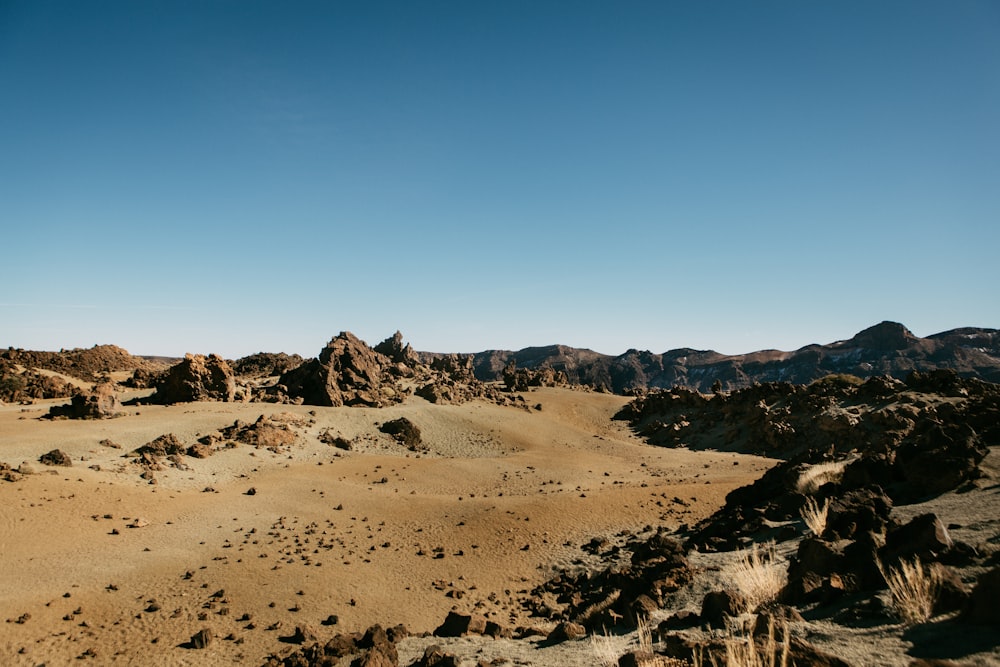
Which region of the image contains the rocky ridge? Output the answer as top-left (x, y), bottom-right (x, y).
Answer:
top-left (431, 322), bottom-right (1000, 393)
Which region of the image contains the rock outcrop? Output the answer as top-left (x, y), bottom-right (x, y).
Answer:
top-left (47, 382), bottom-right (122, 419)
top-left (232, 352), bottom-right (305, 378)
top-left (151, 354), bottom-right (236, 404)
top-left (275, 332), bottom-right (404, 407)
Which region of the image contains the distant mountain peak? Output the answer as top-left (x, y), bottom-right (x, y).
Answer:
top-left (847, 321), bottom-right (917, 351)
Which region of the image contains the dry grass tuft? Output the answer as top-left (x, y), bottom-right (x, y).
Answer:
top-left (590, 629), bottom-right (629, 667)
top-left (877, 557), bottom-right (941, 625)
top-left (799, 495), bottom-right (830, 536)
top-left (590, 616), bottom-right (655, 667)
top-left (796, 458), bottom-right (853, 495)
top-left (693, 617), bottom-right (790, 667)
top-left (727, 542), bottom-right (787, 612)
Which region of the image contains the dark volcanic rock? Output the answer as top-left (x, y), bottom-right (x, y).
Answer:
top-left (433, 322), bottom-right (1000, 393)
top-left (379, 418), bottom-right (422, 451)
top-left (433, 611), bottom-right (486, 637)
top-left (152, 354), bottom-right (236, 403)
top-left (233, 352), bottom-right (305, 378)
top-left (39, 449), bottom-right (72, 466)
top-left (824, 487), bottom-right (893, 541)
top-left (700, 590), bottom-right (747, 627)
top-left (882, 514), bottom-right (953, 564)
top-left (502, 362), bottom-right (569, 391)
top-left (962, 566), bottom-right (1000, 626)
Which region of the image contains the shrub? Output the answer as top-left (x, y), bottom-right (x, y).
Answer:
top-left (795, 458), bottom-right (854, 495)
top-left (726, 543), bottom-right (787, 612)
top-left (693, 617), bottom-right (790, 667)
top-left (877, 557), bottom-right (941, 625)
top-left (799, 496), bottom-right (829, 536)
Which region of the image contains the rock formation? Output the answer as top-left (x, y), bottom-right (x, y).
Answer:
top-left (47, 381), bottom-right (122, 419)
top-left (151, 354), bottom-right (236, 403)
top-left (275, 332), bottom-right (407, 407)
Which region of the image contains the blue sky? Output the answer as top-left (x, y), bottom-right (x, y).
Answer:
top-left (2, 1), bottom-right (998, 358)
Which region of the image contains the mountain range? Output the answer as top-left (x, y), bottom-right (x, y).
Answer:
top-left (441, 321), bottom-right (1000, 393)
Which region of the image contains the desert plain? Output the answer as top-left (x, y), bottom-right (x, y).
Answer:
top-left (2, 332), bottom-right (999, 667)
top-left (0, 382), bottom-right (768, 665)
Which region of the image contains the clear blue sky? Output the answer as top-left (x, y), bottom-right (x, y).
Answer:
top-left (2, 1), bottom-right (998, 358)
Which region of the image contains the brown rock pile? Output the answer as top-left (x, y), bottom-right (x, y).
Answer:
top-left (616, 371), bottom-right (997, 553)
top-left (200, 413), bottom-right (307, 453)
top-left (47, 382), bottom-right (122, 419)
top-left (274, 332), bottom-right (408, 407)
top-left (233, 352), bottom-right (306, 378)
top-left (150, 353), bottom-right (236, 404)
top-left (374, 331), bottom-right (420, 373)
top-left (379, 418), bottom-right (424, 452)
top-left (262, 623), bottom-right (408, 667)
top-left (0, 364), bottom-right (76, 402)
top-left (0, 344), bottom-right (155, 383)
top-left (415, 355), bottom-right (527, 408)
top-left (502, 362), bottom-right (569, 392)
top-left (526, 529), bottom-right (694, 632)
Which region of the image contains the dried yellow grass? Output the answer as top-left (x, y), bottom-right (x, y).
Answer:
top-left (877, 557), bottom-right (941, 624)
top-left (799, 495), bottom-right (830, 536)
top-left (727, 542), bottom-right (787, 612)
top-left (589, 616), bottom-right (656, 667)
top-left (693, 616), bottom-right (790, 667)
top-left (796, 458), bottom-right (853, 495)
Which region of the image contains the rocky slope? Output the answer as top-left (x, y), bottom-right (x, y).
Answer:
top-left (430, 322), bottom-right (1000, 393)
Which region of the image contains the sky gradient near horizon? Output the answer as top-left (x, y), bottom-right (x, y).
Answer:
top-left (2, 1), bottom-right (998, 359)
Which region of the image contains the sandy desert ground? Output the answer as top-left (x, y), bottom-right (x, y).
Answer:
top-left (0, 385), bottom-right (773, 666)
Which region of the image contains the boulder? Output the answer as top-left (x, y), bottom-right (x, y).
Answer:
top-left (546, 620), bottom-right (587, 643)
top-left (379, 418), bottom-right (422, 450)
top-left (433, 611), bottom-right (487, 637)
top-left (700, 589), bottom-right (747, 627)
top-left (962, 566), bottom-right (1000, 626)
top-left (190, 628), bottom-right (212, 649)
top-left (893, 423), bottom-right (987, 502)
top-left (47, 382), bottom-right (122, 419)
top-left (410, 645), bottom-right (459, 667)
top-left (358, 624), bottom-right (397, 664)
top-left (882, 514), bottom-right (953, 564)
top-left (285, 624), bottom-right (318, 645)
top-left (824, 487), bottom-right (893, 540)
top-left (278, 332), bottom-right (399, 407)
top-left (133, 434), bottom-right (185, 458)
top-left (153, 354), bottom-right (235, 403)
top-left (39, 449), bottom-right (72, 467)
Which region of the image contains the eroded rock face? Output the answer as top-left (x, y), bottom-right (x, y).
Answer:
top-left (152, 354), bottom-right (236, 404)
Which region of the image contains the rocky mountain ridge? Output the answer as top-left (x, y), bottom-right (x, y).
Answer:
top-left (438, 321), bottom-right (1000, 393)
top-left (4, 322), bottom-right (998, 403)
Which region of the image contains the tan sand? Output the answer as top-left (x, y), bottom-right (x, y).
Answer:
top-left (0, 387), bottom-right (773, 665)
